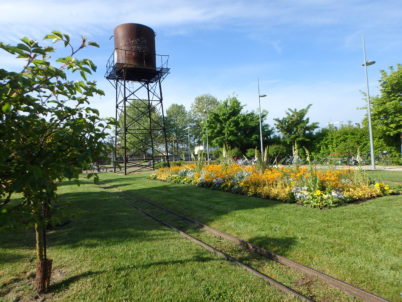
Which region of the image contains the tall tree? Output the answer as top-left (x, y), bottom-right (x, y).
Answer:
top-left (0, 33), bottom-right (110, 292)
top-left (189, 94), bottom-right (219, 144)
top-left (166, 104), bottom-right (189, 157)
top-left (274, 104), bottom-right (318, 159)
top-left (369, 64), bottom-right (402, 157)
top-left (207, 96), bottom-right (272, 156)
top-left (313, 124), bottom-right (369, 159)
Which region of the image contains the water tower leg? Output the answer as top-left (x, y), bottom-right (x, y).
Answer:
top-left (158, 78), bottom-right (170, 168)
top-left (123, 74), bottom-right (127, 175)
top-left (114, 79), bottom-right (118, 173)
top-left (146, 83), bottom-right (155, 170)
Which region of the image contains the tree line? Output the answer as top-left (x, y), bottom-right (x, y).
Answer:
top-left (122, 65), bottom-right (401, 164)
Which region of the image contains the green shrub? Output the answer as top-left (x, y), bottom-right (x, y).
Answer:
top-left (245, 148), bottom-right (256, 159)
top-left (154, 161), bottom-right (184, 169)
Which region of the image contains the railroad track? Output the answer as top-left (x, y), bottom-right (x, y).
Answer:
top-left (100, 184), bottom-right (389, 302)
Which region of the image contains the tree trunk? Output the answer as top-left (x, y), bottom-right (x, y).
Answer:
top-left (34, 206), bottom-right (52, 293)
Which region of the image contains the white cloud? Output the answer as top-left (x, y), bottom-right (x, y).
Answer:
top-left (1, 0), bottom-right (398, 130)
top-left (1, 0), bottom-right (401, 42)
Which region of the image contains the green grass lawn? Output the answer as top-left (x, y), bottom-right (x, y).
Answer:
top-left (367, 169), bottom-right (402, 184)
top-left (1, 178), bottom-right (300, 302)
top-left (1, 170), bottom-right (401, 301)
top-left (99, 170), bottom-right (401, 301)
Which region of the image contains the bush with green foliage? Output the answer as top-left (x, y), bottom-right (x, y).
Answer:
top-left (0, 32), bottom-right (111, 292)
top-left (154, 161), bottom-right (185, 169)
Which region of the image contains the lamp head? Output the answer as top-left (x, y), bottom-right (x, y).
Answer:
top-left (362, 60), bottom-right (376, 67)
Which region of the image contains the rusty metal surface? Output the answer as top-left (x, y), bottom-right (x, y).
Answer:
top-left (110, 190), bottom-right (390, 302)
top-left (114, 23), bottom-right (156, 71)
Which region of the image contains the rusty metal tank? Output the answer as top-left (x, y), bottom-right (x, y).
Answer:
top-left (113, 23), bottom-right (156, 79)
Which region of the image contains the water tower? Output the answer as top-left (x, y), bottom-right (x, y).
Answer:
top-left (105, 23), bottom-right (170, 174)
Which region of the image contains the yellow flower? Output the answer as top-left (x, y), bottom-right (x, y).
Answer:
top-left (315, 189), bottom-right (322, 196)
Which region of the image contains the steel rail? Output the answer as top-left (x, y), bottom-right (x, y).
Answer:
top-left (111, 190), bottom-right (389, 302)
top-left (119, 193), bottom-right (314, 302)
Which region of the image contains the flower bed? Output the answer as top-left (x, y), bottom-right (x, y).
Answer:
top-left (149, 164), bottom-right (395, 208)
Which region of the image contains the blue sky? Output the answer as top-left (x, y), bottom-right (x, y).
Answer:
top-left (1, 0), bottom-right (401, 127)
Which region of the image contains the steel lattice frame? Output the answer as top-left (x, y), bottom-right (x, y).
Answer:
top-left (106, 60), bottom-right (170, 175)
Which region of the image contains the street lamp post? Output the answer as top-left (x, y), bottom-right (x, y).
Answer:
top-left (362, 37), bottom-right (376, 170)
top-left (205, 118), bottom-right (210, 162)
top-left (185, 126), bottom-right (191, 161)
top-left (258, 79), bottom-right (267, 158)
top-left (202, 110), bottom-right (210, 162)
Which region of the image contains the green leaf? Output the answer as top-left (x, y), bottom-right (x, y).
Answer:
top-left (44, 34), bottom-right (59, 40)
top-left (52, 31), bottom-right (63, 39)
top-left (16, 43), bottom-right (30, 52)
top-left (81, 67), bottom-right (92, 74)
top-left (1, 209), bottom-right (7, 214)
top-left (2, 103), bottom-right (11, 112)
top-left (88, 41), bottom-right (99, 48)
top-left (21, 37), bottom-right (34, 46)
top-left (80, 71), bottom-right (87, 81)
top-left (31, 47), bottom-right (47, 55)
top-left (82, 59), bottom-right (97, 72)
top-left (63, 34), bottom-right (70, 47)
top-left (56, 58), bottom-right (67, 64)
top-left (55, 68), bottom-right (67, 80)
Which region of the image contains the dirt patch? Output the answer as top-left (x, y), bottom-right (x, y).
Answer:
top-left (1, 268), bottom-right (66, 302)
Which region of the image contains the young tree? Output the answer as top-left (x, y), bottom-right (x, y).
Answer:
top-left (274, 105), bottom-right (318, 160)
top-left (165, 104), bottom-right (189, 157)
top-left (190, 94), bottom-right (219, 120)
top-left (207, 96), bottom-right (272, 156)
top-left (370, 64), bottom-right (402, 158)
top-left (239, 110), bottom-right (273, 154)
top-left (0, 33), bottom-right (111, 292)
top-left (189, 94), bottom-right (219, 144)
top-left (313, 124), bottom-right (369, 160)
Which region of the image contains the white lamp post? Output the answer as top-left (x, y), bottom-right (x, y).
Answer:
top-left (202, 110), bottom-right (210, 162)
top-left (206, 118), bottom-right (210, 162)
top-left (185, 126), bottom-right (191, 161)
top-left (258, 79), bottom-right (267, 157)
top-left (362, 37), bottom-right (376, 170)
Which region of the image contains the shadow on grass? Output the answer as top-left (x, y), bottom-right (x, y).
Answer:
top-left (49, 271), bottom-right (101, 292)
top-left (1, 175), bottom-right (296, 258)
top-left (0, 189), bottom-right (170, 250)
top-left (57, 179), bottom-right (93, 187)
top-left (248, 236), bottom-right (298, 257)
top-left (98, 176), bottom-right (283, 217)
top-left (97, 176), bottom-right (299, 257)
top-left (100, 182), bottom-right (137, 190)
top-left (0, 251), bottom-right (27, 265)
